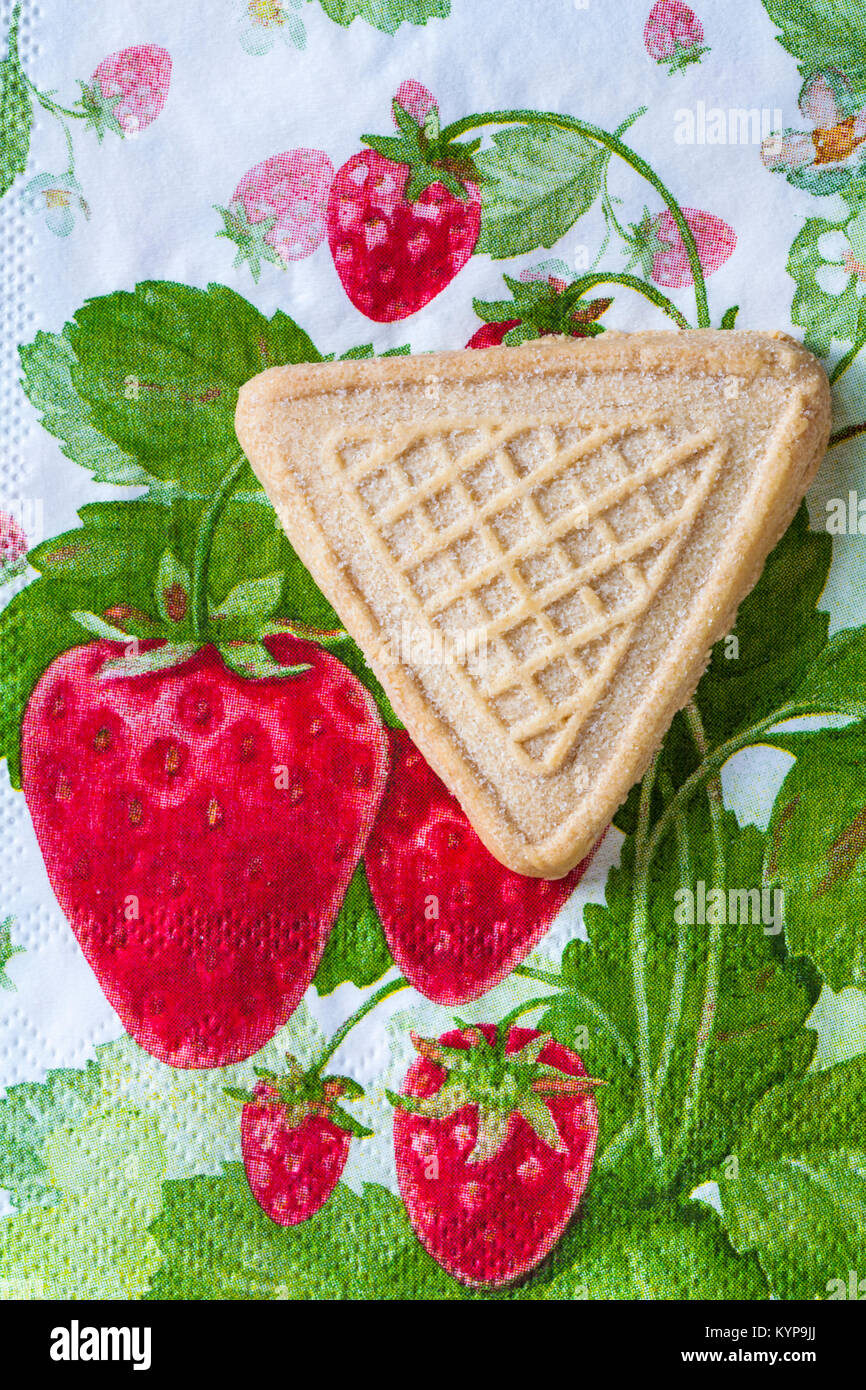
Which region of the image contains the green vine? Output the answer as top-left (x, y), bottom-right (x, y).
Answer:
top-left (441, 108), bottom-right (712, 328)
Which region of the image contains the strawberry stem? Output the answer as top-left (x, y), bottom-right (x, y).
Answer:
top-left (830, 333), bottom-right (866, 384)
top-left (312, 975), bottom-right (409, 1075)
top-left (829, 419), bottom-right (866, 448)
top-left (565, 271), bottom-right (690, 329)
top-left (439, 109), bottom-right (711, 328)
top-left (495, 993), bottom-right (558, 1036)
top-left (652, 770), bottom-right (691, 1108)
top-left (189, 455), bottom-right (248, 639)
top-left (630, 752), bottom-right (665, 1164)
top-left (670, 703), bottom-right (725, 1167)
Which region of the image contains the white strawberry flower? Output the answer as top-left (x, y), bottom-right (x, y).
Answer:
top-left (238, 0), bottom-right (306, 55)
top-left (815, 214), bottom-right (866, 296)
top-left (22, 172), bottom-right (89, 237)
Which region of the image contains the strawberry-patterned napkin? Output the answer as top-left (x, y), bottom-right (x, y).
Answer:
top-left (1, 0), bottom-right (865, 1302)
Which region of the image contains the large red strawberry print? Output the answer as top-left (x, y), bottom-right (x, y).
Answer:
top-left (643, 2), bottom-right (708, 74)
top-left (366, 732), bottom-right (600, 1004)
top-left (21, 635), bottom-right (388, 1067)
top-left (215, 149), bottom-right (336, 281)
top-left (327, 92), bottom-right (482, 321)
top-left (467, 265), bottom-right (612, 348)
top-left (235, 1058), bottom-right (371, 1226)
top-left (629, 207), bottom-right (736, 288)
top-left (80, 44), bottom-right (172, 139)
top-left (392, 1025), bottom-right (600, 1287)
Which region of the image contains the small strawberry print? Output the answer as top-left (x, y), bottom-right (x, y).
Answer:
top-left (79, 45), bottom-right (172, 140)
top-left (643, 2), bottom-right (708, 75)
top-left (216, 150), bottom-right (335, 280)
top-left (326, 92), bottom-right (481, 321)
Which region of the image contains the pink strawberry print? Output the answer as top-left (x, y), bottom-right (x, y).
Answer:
top-left (392, 1025), bottom-right (600, 1287)
top-left (80, 45), bottom-right (172, 139)
top-left (327, 91), bottom-right (482, 321)
top-left (630, 207), bottom-right (736, 288)
top-left (239, 1062), bottom-right (370, 1225)
top-left (392, 80), bottom-right (438, 129)
top-left (215, 150), bottom-right (336, 281)
top-left (366, 732), bottom-right (601, 1005)
top-left (643, 2), bottom-right (708, 74)
top-left (21, 635), bottom-right (388, 1067)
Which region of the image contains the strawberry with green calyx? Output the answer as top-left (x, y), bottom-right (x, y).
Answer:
top-left (20, 465), bottom-right (390, 1067)
top-left (643, 2), bottom-right (709, 76)
top-left (327, 96), bottom-right (482, 321)
top-left (214, 149), bottom-right (335, 282)
top-left (391, 1021), bottom-right (602, 1286)
top-left (230, 1054), bottom-right (373, 1226)
top-left (78, 44), bottom-right (172, 141)
top-left (232, 976), bottom-right (407, 1224)
top-left (468, 265), bottom-right (613, 348)
top-left (624, 206), bottom-right (736, 290)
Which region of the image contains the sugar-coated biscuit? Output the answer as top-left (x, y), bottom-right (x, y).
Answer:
top-left (235, 331), bottom-right (830, 877)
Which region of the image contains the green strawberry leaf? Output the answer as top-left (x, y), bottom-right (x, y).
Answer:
top-left (316, 0), bottom-right (450, 35)
top-left (761, 1), bottom-right (866, 103)
top-left (719, 1054), bottom-right (866, 1299)
top-left (217, 642), bottom-right (309, 681)
top-left (313, 861), bottom-right (393, 995)
top-left (784, 163), bottom-right (858, 196)
top-left (542, 799), bottom-right (815, 1201)
top-left (0, 915), bottom-right (23, 989)
top-left (20, 328), bottom-right (156, 487)
top-left (65, 282), bottom-right (324, 483)
top-left (765, 723), bottom-right (866, 990)
top-left (0, 1105), bottom-right (166, 1299)
top-left (147, 1168), bottom-right (462, 1299)
top-left (155, 550), bottom-right (191, 627)
top-left (4, 289), bottom-right (408, 778)
top-left (475, 124), bottom-right (607, 259)
top-left (70, 610), bottom-right (133, 642)
top-left (0, 5), bottom-right (32, 199)
top-left (0, 1062), bottom-right (103, 1210)
top-left (528, 1196), bottom-right (768, 1300)
top-left (211, 572), bottom-right (284, 623)
top-left (789, 625), bottom-right (866, 719)
top-left (98, 642), bottom-right (199, 681)
top-left (147, 1166), bottom-right (767, 1300)
top-left (693, 502), bottom-right (832, 746)
top-left (788, 217), bottom-right (864, 356)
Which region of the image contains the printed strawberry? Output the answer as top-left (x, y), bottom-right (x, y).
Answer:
top-left (366, 732), bottom-right (600, 1004)
top-left (465, 320), bottom-right (521, 349)
top-left (392, 1024), bottom-right (600, 1287)
top-left (326, 95), bottom-right (482, 321)
top-left (231, 1055), bottom-right (371, 1225)
top-left (467, 263), bottom-right (613, 348)
top-left (215, 149), bottom-right (335, 281)
top-left (79, 45), bottom-right (172, 139)
top-left (392, 80), bottom-right (438, 129)
top-left (643, 2), bottom-right (708, 75)
top-left (0, 510), bottom-right (28, 583)
top-left (627, 206), bottom-right (736, 289)
top-left (20, 556), bottom-right (389, 1068)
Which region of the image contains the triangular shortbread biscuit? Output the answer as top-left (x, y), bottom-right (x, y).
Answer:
top-left (235, 332), bottom-right (830, 877)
